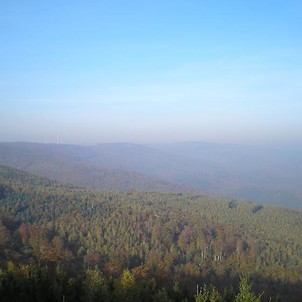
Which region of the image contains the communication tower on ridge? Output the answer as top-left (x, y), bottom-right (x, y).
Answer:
top-left (56, 136), bottom-right (63, 144)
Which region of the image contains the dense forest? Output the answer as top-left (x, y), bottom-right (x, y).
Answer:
top-left (0, 165), bottom-right (302, 301)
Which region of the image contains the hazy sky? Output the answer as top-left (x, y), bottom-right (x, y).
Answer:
top-left (1, 0), bottom-right (302, 144)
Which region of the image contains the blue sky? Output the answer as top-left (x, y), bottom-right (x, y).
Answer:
top-left (1, 0), bottom-right (302, 144)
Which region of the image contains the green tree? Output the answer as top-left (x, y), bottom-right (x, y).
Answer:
top-left (83, 267), bottom-right (107, 302)
top-left (114, 269), bottom-right (137, 302)
top-left (154, 287), bottom-right (173, 302)
top-left (195, 284), bottom-right (221, 302)
top-left (234, 276), bottom-right (262, 302)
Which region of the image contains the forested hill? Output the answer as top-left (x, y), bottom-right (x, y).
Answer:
top-left (0, 143), bottom-right (197, 194)
top-left (0, 141), bottom-right (301, 209)
top-left (0, 164), bottom-right (62, 187)
top-left (0, 166), bottom-right (301, 301)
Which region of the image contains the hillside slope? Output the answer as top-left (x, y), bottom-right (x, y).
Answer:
top-left (0, 143), bottom-right (196, 194)
top-left (0, 141), bottom-right (301, 208)
top-left (0, 166), bottom-right (301, 301)
top-left (153, 142), bottom-right (302, 208)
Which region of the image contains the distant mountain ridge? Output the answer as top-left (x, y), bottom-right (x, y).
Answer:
top-left (0, 142), bottom-right (197, 194)
top-left (0, 141), bottom-right (301, 208)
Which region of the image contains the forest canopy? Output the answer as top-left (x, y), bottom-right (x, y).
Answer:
top-left (0, 165), bottom-right (301, 301)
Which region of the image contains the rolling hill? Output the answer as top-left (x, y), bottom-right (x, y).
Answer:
top-left (0, 141), bottom-right (301, 208)
top-left (0, 142), bottom-right (196, 194)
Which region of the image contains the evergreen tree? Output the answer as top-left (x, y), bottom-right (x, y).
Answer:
top-left (234, 276), bottom-right (262, 302)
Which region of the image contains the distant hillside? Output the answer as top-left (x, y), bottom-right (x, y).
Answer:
top-left (0, 143), bottom-right (196, 194)
top-left (0, 164), bottom-right (58, 186)
top-left (0, 141), bottom-right (301, 208)
top-left (153, 142), bottom-right (302, 207)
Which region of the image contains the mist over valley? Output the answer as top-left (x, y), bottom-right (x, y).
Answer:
top-left (1, 141), bottom-right (301, 209)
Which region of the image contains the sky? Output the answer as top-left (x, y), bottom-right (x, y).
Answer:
top-left (1, 0), bottom-right (302, 145)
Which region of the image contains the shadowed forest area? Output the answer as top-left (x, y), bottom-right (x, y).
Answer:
top-left (0, 165), bottom-right (301, 301)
